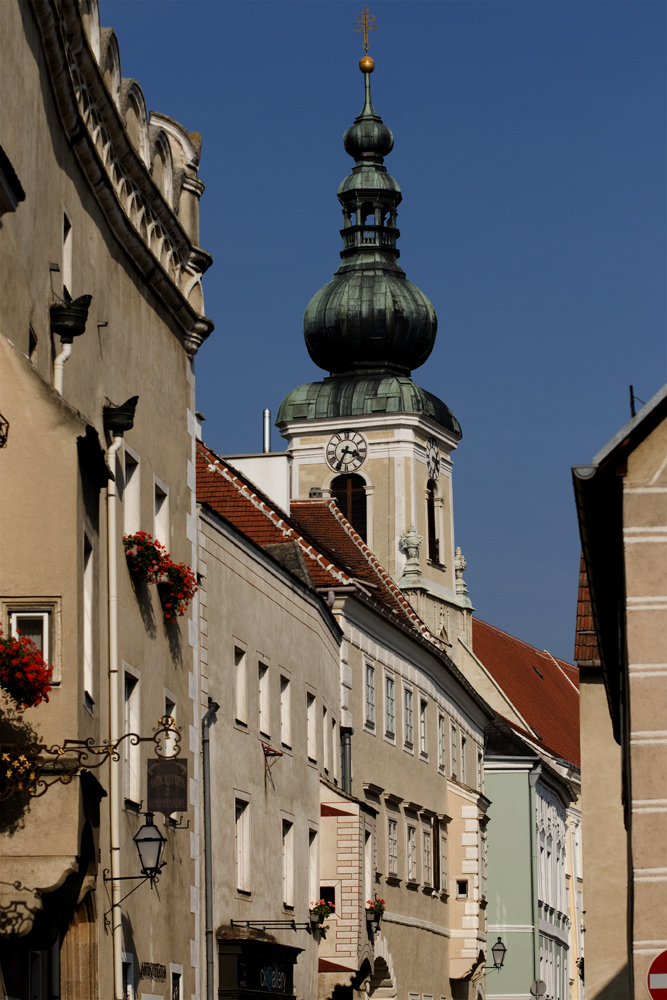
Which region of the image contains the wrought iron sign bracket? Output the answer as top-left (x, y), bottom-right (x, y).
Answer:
top-left (1, 715), bottom-right (182, 801)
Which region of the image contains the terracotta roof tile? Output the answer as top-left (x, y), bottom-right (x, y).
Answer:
top-left (290, 499), bottom-right (443, 647)
top-left (196, 442), bottom-right (350, 589)
top-left (196, 441), bottom-right (443, 651)
top-left (574, 552), bottom-right (602, 666)
top-left (472, 617), bottom-right (580, 768)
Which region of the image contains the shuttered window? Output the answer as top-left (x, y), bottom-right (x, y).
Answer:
top-left (331, 474), bottom-right (367, 541)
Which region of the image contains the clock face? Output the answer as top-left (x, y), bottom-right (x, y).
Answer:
top-left (326, 431), bottom-right (368, 473)
top-left (425, 437), bottom-right (440, 481)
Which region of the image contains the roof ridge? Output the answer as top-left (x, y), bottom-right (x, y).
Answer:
top-left (319, 498), bottom-right (443, 650)
top-left (197, 443), bottom-right (353, 587)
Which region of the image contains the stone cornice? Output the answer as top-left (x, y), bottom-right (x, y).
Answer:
top-left (29, 0), bottom-right (214, 356)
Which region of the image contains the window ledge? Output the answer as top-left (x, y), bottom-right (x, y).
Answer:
top-left (236, 889), bottom-right (252, 899)
top-left (385, 875), bottom-right (402, 886)
top-left (419, 752), bottom-right (429, 762)
top-left (406, 880), bottom-right (420, 891)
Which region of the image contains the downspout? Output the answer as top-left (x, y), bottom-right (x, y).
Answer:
top-left (53, 342), bottom-right (72, 394)
top-left (202, 698), bottom-right (220, 1000)
top-left (103, 395), bottom-right (139, 1000)
top-left (106, 433), bottom-right (124, 1000)
top-left (341, 727), bottom-right (353, 794)
top-left (528, 764), bottom-right (542, 983)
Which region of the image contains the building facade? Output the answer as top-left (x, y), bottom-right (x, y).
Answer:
top-left (196, 444), bottom-right (494, 999)
top-left (573, 383), bottom-right (667, 997)
top-left (0, 1), bottom-right (212, 997)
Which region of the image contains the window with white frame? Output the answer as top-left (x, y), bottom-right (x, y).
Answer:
top-left (322, 705), bottom-right (329, 773)
top-left (258, 662), bottom-right (270, 737)
top-left (154, 479), bottom-right (169, 547)
top-left (439, 835), bottom-right (448, 893)
top-left (235, 798), bottom-right (250, 892)
top-left (122, 447), bottom-right (140, 536)
top-left (385, 673), bottom-right (395, 738)
top-left (461, 734), bottom-right (467, 786)
top-left (437, 713), bottom-right (446, 771)
top-left (331, 716), bottom-right (338, 783)
top-left (123, 669), bottom-right (140, 805)
top-left (280, 674), bottom-right (291, 747)
top-left (364, 829), bottom-right (373, 900)
top-left (419, 697), bottom-right (428, 756)
top-left (309, 829), bottom-right (318, 905)
top-left (83, 533), bottom-right (94, 709)
top-left (404, 687), bottom-right (414, 748)
top-left (406, 824), bottom-right (417, 882)
top-left (423, 827), bottom-right (432, 886)
top-left (282, 818), bottom-right (294, 907)
top-left (450, 721), bottom-right (458, 779)
top-left (234, 647), bottom-right (247, 725)
top-left (387, 818), bottom-right (398, 876)
top-left (10, 610), bottom-right (50, 664)
top-left (62, 211), bottom-right (72, 296)
top-left (122, 954), bottom-right (134, 1000)
top-left (164, 693), bottom-right (177, 758)
top-left (477, 749), bottom-right (483, 792)
top-left (307, 692), bottom-right (317, 762)
top-left (365, 662), bottom-right (375, 727)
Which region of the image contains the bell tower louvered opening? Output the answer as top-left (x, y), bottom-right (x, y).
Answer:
top-left (427, 479), bottom-right (439, 563)
top-left (331, 474), bottom-right (367, 542)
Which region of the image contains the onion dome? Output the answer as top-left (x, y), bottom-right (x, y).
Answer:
top-left (303, 66), bottom-right (438, 378)
top-left (276, 374), bottom-right (461, 438)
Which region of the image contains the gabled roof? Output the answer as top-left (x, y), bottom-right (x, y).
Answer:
top-left (472, 618), bottom-right (580, 768)
top-left (196, 442), bottom-right (444, 648)
top-left (197, 441), bottom-right (350, 590)
top-left (290, 499), bottom-right (443, 645)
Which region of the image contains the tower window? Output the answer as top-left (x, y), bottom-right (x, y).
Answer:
top-left (427, 480), bottom-right (439, 563)
top-left (331, 474), bottom-right (367, 541)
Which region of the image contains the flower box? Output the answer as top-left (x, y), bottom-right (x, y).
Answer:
top-left (0, 629), bottom-right (52, 710)
top-left (123, 532), bottom-right (198, 619)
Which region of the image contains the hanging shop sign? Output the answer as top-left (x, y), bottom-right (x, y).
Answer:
top-left (147, 757), bottom-right (188, 816)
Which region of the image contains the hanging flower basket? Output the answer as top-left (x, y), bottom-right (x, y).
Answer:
top-left (366, 898), bottom-right (385, 921)
top-left (123, 531), bottom-right (167, 584)
top-left (0, 629), bottom-right (53, 710)
top-left (310, 899), bottom-right (335, 923)
top-left (157, 557), bottom-right (198, 621)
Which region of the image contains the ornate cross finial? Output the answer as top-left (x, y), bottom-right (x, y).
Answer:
top-left (355, 7), bottom-right (377, 55)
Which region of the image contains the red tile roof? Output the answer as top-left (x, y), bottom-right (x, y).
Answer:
top-left (196, 442), bottom-right (443, 650)
top-left (574, 552), bottom-right (602, 666)
top-left (196, 442), bottom-right (351, 589)
top-left (290, 500), bottom-right (442, 646)
top-left (472, 617), bottom-right (580, 768)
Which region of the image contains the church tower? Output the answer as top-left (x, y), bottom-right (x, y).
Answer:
top-left (276, 50), bottom-right (472, 651)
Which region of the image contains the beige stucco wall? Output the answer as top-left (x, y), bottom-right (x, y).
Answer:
top-left (198, 507), bottom-right (342, 1000)
top-left (0, 1), bottom-right (206, 995)
top-left (332, 599), bottom-right (489, 996)
top-left (623, 417), bottom-right (667, 989)
top-left (579, 671), bottom-right (630, 997)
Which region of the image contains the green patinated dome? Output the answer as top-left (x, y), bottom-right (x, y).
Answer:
top-left (279, 67), bottom-right (460, 437)
top-left (303, 71), bottom-right (438, 378)
top-left (276, 375), bottom-right (461, 437)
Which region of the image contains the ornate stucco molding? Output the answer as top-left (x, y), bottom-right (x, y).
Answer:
top-left (29, 0), bottom-right (214, 356)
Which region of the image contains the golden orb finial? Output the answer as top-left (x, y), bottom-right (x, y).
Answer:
top-left (359, 55), bottom-right (375, 74)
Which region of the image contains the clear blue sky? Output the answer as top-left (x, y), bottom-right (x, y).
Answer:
top-left (105, 0), bottom-right (666, 661)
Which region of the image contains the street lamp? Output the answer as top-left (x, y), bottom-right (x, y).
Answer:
top-left (133, 812), bottom-right (167, 884)
top-left (491, 937), bottom-right (507, 969)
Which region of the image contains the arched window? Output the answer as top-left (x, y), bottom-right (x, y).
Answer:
top-left (331, 474), bottom-right (367, 541)
top-left (427, 479), bottom-right (439, 563)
